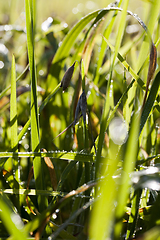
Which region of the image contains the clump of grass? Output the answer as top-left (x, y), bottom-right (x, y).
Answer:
top-left (0, 0), bottom-right (160, 239)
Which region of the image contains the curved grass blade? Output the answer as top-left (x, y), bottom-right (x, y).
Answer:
top-left (140, 71), bottom-right (160, 135)
top-left (141, 43), bottom-right (157, 111)
top-left (46, 10), bottom-right (100, 92)
top-left (135, 0), bottom-right (160, 73)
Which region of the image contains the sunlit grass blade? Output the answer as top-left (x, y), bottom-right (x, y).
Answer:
top-left (89, 145), bottom-right (120, 240)
top-left (0, 195), bottom-right (28, 240)
top-left (136, 0), bottom-right (160, 73)
top-left (10, 54), bottom-right (18, 176)
top-left (114, 112), bottom-right (140, 239)
top-left (46, 9), bottom-right (100, 92)
top-left (0, 150), bottom-right (97, 162)
top-left (94, 0), bottom-right (122, 85)
top-left (103, 37), bottom-right (145, 89)
top-left (95, 1), bottom-right (129, 175)
top-left (25, 0), bottom-right (47, 211)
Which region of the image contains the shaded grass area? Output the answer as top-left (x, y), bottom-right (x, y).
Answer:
top-left (0, 0), bottom-right (160, 239)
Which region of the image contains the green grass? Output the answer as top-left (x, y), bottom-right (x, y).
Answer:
top-left (0, 0), bottom-right (160, 239)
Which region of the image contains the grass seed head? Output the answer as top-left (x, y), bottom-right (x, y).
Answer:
top-left (74, 90), bottom-right (87, 125)
top-left (60, 61), bottom-right (76, 92)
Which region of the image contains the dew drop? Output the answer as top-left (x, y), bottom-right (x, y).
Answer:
top-left (55, 208), bottom-right (60, 213)
top-left (52, 213), bottom-right (57, 219)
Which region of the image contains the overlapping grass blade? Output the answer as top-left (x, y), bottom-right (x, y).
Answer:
top-left (94, 0), bottom-right (122, 85)
top-left (25, 0), bottom-right (47, 211)
top-left (89, 145), bottom-right (120, 240)
top-left (140, 71), bottom-right (160, 135)
top-left (114, 112), bottom-right (140, 238)
top-left (136, 0), bottom-right (160, 73)
top-left (0, 150), bottom-right (96, 162)
top-left (95, 0), bottom-right (129, 175)
top-left (0, 195), bottom-right (28, 240)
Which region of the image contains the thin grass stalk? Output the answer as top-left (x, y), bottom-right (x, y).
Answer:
top-left (10, 54), bottom-right (18, 180)
top-left (126, 189), bottom-right (142, 239)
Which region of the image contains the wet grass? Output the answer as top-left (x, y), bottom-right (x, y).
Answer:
top-left (0, 0), bottom-right (160, 239)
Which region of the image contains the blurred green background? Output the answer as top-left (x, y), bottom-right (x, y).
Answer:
top-left (0, 0), bottom-right (147, 26)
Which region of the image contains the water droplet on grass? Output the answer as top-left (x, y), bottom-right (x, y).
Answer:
top-left (109, 117), bottom-right (128, 145)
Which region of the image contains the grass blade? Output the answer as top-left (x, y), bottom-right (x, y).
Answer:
top-left (140, 71), bottom-right (160, 135)
top-left (95, 0), bottom-right (129, 175)
top-left (10, 54), bottom-right (18, 177)
top-left (114, 112), bottom-right (140, 239)
top-left (0, 195), bottom-right (28, 240)
top-left (25, 0), bottom-right (47, 211)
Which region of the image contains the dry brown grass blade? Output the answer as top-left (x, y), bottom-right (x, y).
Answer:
top-left (141, 43), bottom-right (157, 112)
top-left (34, 181), bottom-right (96, 239)
top-left (42, 148), bottom-right (57, 191)
top-left (26, 166), bottom-right (37, 216)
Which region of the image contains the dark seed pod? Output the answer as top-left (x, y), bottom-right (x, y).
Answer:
top-left (60, 61), bottom-right (76, 92)
top-left (74, 90), bottom-right (87, 125)
top-left (74, 98), bottom-right (81, 125)
top-left (79, 90), bottom-right (87, 124)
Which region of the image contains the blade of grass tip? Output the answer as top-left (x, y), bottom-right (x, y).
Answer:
top-left (25, 0), bottom-right (47, 212)
top-left (95, 0), bottom-right (129, 177)
top-left (114, 111), bottom-right (140, 239)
